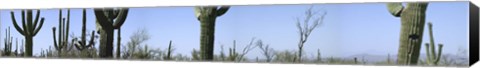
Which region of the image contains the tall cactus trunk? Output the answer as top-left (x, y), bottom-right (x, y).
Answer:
top-left (199, 17), bottom-right (216, 60)
top-left (94, 8), bottom-right (129, 58)
top-left (98, 26), bottom-right (114, 58)
top-left (4, 27), bottom-right (12, 56)
top-left (24, 36), bottom-right (32, 57)
top-left (74, 9), bottom-right (96, 51)
top-left (387, 3), bottom-right (428, 65)
top-left (165, 40), bottom-right (173, 60)
top-left (10, 10), bottom-right (45, 57)
top-left (194, 6), bottom-right (229, 61)
top-left (424, 22), bottom-right (443, 66)
top-left (116, 28), bottom-right (121, 58)
top-left (52, 9), bottom-right (70, 57)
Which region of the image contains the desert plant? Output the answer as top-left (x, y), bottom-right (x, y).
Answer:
top-left (273, 50), bottom-right (297, 63)
top-left (191, 49), bottom-right (201, 61)
top-left (315, 49), bottom-right (322, 63)
top-left (132, 45), bottom-right (152, 59)
top-left (424, 22), bottom-right (443, 66)
top-left (227, 39), bottom-right (257, 62)
top-left (163, 40), bottom-right (174, 60)
top-left (3, 27), bottom-right (12, 56)
top-left (94, 8), bottom-right (129, 58)
top-left (227, 40), bottom-right (239, 61)
top-left (10, 9), bottom-right (46, 57)
top-left (386, 2), bottom-right (429, 65)
top-left (194, 6), bottom-right (230, 61)
top-left (354, 57), bottom-right (358, 64)
top-left (219, 45), bottom-right (226, 61)
top-left (256, 39), bottom-right (275, 62)
top-left (52, 9), bottom-right (71, 57)
top-left (73, 9), bottom-right (96, 51)
top-left (294, 6), bottom-right (327, 62)
top-left (123, 28), bottom-right (150, 59)
top-left (116, 28), bottom-right (121, 58)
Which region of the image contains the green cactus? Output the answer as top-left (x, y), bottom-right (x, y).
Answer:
top-left (3, 27), bottom-right (12, 56)
top-left (74, 9), bottom-right (96, 51)
top-left (93, 8), bottom-right (129, 58)
top-left (14, 38), bottom-right (18, 56)
top-left (386, 2), bottom-right (429, 65)
top-left (191, 49), bottom-right (201, 61)
top-left (10, 9), bottom-right (45, 57)
top-left (354, 57), bottom-right (358, 64)
top-left (424, 22), bottom-right (443, 66)
top-left (194, 6), bottom-right (230, 61)
top-left (116, 28), bottom-right (121, 58)
top-left (164, 40), bottom-right (173, 60)
top-left (52, 9), bottom-right (70, 57)
top-left (316, 49), bottom-right (322, 63)
top-left (228, 40), bottom-right (239, 61)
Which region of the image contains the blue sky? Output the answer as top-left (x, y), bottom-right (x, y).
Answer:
top-left (0, 1), bottom-right (469, 59)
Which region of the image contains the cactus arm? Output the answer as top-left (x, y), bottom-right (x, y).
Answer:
top-left (93, 9), bottom-right (111, 28)
top-left (21, 10), bottom-right (30, 35)
top-left (387, 3), bottom-right (403, 17)
top-left (33, 10), bottom-right (40, 28)
top-left (87, 31), bottom-right (96, 46)
top-left (52, 27), bottom-right (60, 51)
top-left (32, 18), bottom-right (44, 36)
top-left (27, 10), bottom-right (34, 33)
top-left (116, 28), bottom-right (121, 58)
top-left (216, 6), bottom-right (230, 17)
top-left (424, 43), bottom-right (431, 64)
top-left (73, 39), bottom-right (83, 50)
top-left (112, 8), bottom-right (129, 29)
top-left (427, 22), bottom-right (437, 59)
top-left (194, 7), bottom-right (203, 20)
top-left (66, 9), bottom-right (71, 47)
top-left (105, 9), bottom-right (115, 19)
top-left (10, 11), bottom-right (25, 35)
top-left (82, 9), bottom-right (87, 46)
top-left (435, 44), bottom-right (443, 64)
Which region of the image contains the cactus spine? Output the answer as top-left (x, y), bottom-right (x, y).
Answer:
top-left (74, 9), bottom-right (96, 51)
top-left (424, 22), bottom-right (443, 66)
top-left (3, 27), bottom-right (12, 56)
top-left (194, 6), bottom-right (230, 61)
top-left (52, 9), bottom-right (70, 57)
top-left (386, 2), bottom-right (429, 65)
top-left (93, 8), bottom-right (129, 58)
top-left (10, 9), bottom-right (45, 57)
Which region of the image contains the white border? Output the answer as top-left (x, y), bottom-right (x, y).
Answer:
top-left (0, 58), bottom-right (450, 68)
top-left (0, 0), bottom-right (466, 9)
top-left (0, 0), bottom-right (478, 68)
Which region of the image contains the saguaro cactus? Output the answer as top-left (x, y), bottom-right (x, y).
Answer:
top-left (386, 2), bottom-right (429, 65)
top-left (3, 27), bottom-right (12, 56)
top-left (74, 9), bottom-right (96, 51)
top-left (227, 40), bottom-right (238, 61)
top-left (94, 8), bottom-right (129, 58)
top-left (424, 22), bottom-right (443, 66)
top-left (354, 57), bottom-right (358, 64)
top-left (164, 40), bottom-right (173, 60)
top-left (116, 28), bottom-right (121, 58)
top-left (52, 9), bottom-right (70, 56)
top-left (10, 9), bottom-right (45, 57)
top-left (194, 6), bottom-right (230, 61)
